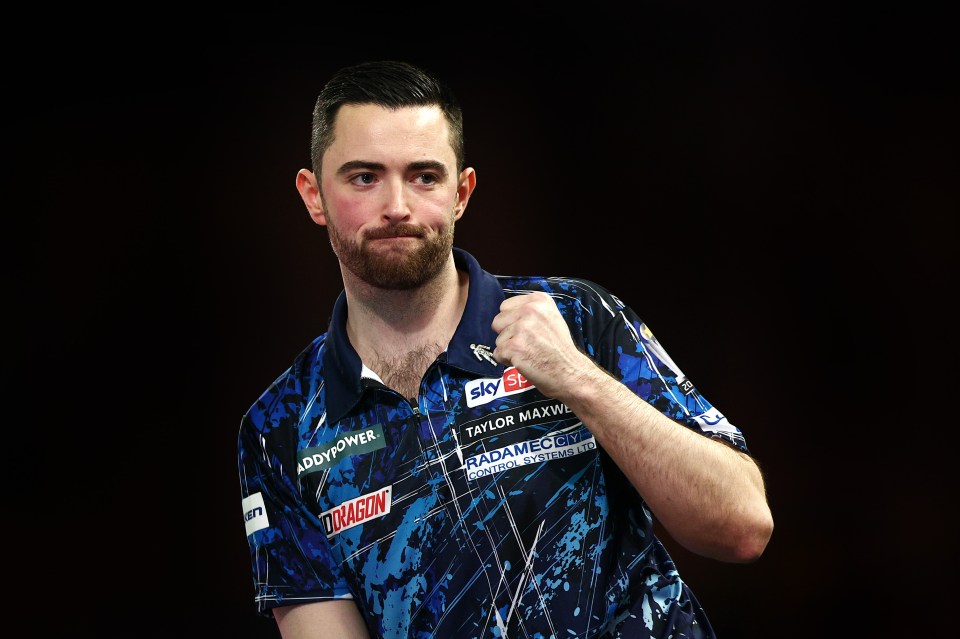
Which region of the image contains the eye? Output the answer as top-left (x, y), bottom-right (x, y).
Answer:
top-left (350, 173), bottom-right (377, 186)
top-left (416, 173), bottom-right (439, 185)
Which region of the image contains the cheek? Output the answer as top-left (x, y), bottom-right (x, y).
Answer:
top-left (324, 193), bottom-right (368, 227)
top-left (419, 191), bottom-right (458, 220)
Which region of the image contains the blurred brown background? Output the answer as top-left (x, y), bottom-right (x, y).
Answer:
top-left (5, 4), bottom-right (956, 637)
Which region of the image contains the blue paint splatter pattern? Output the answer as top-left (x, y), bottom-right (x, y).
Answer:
top-left (238, 249), bottom-right (744, 638)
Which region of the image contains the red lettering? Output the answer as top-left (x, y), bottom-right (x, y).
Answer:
top-left (345, 501), bottom-right (356, 526)
top-left (321, 487), bottom-right (392, 537)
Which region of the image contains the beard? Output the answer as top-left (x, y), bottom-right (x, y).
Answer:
top-left (326, 214), bottom-right (455, 290)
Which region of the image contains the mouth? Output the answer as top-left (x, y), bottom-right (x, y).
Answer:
top-left (365, 226), bottom-right (424, 241)
top-left (367, 234), bottom-right (419, 244)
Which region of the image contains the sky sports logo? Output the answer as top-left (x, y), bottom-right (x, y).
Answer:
top-left (465, 367), bottom-right (534, 407)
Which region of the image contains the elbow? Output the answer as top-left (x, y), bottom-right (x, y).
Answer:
top-left (676, 506), bottom-right (774, 563)
top-left (726, 457), bottom-right (775, 563)
top-left (729, 507), bottom-right (774, 563)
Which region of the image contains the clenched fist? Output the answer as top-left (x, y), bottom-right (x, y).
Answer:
top-left (490, 292), bottom-right (598, 400)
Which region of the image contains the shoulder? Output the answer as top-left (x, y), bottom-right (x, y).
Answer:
top-left (494, 274), bottom-right (627, 317)
top-left (240, 333), bottom-right (329, 435)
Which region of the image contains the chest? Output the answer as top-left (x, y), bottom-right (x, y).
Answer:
top-left (286, 364), bottom-right (627, 629)
top-left (297, 366), bottom-right (597, 541)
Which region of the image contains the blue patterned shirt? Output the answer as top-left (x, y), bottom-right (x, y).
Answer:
top-left (238, 248), bottom-right (747, 638)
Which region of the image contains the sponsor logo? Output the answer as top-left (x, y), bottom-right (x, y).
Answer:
top-left (320, 486), bottom-right (392, 538)
top-left (463, 428), bottom-right (596, 480)
top-left (242, 492), bottom-right (269, 536)
top-left (297, 424), bottom-right (386, 477)
top-left (465, 367), bottom-right (534, 407)
top-left (638, 323), bottom-right (653, 340)
top-left (638, 322), bottom-right (686, 379)
top-left (692, 407), bottom-right (740, 435)
top-left (459, 399), bottom-right (575, 445)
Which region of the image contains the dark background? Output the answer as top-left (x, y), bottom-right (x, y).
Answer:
top-left (5, 4), bottom-right (956, 637)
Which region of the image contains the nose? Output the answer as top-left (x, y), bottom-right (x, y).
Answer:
top-left (383, 179), bottom-right (411, 222)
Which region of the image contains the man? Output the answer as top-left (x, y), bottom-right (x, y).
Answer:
top-left (238, 60), bottom-right (773, 639)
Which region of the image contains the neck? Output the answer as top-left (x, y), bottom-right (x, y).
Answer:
top-left (341, 254), bottom-right (469, 394)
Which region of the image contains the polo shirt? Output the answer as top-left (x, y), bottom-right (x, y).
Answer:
top-left (238, 247), bottom-right (748, 639)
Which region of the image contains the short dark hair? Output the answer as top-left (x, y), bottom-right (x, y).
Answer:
top-left (310, 60), bottom-right (465, 177)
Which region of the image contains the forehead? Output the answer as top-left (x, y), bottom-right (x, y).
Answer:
top-left (325, 103), bottom-right (453, 166)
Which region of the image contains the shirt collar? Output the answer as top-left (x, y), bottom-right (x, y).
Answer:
top-left (323, 247), bottom-right (506, 423)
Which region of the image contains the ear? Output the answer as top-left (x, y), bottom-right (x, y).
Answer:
top-left (453, 167), bottom-right (477, 220)
top-left (296, 169), bottom-right (327, 226)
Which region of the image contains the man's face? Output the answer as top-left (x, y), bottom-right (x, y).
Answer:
top-left (318, 103), bottom-right (461, 290)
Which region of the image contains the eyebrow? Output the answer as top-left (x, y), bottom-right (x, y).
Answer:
top-left (336, 159), bottom-right (449, 179)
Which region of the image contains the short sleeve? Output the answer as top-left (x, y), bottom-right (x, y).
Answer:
top-left (238, 391), bottom-right (354, 616)
top-left (581, 283), bottom-right (750, 454)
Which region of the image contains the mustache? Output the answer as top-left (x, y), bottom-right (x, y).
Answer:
top-left (364, 224), bottom-right (425, 240)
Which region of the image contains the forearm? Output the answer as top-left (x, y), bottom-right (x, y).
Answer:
top-left (274, 601), bottom-right (371, 639)
top-left (556, 355), bottom-right (773, 563)
top-left (489, 291), bottom-right (772, 561)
